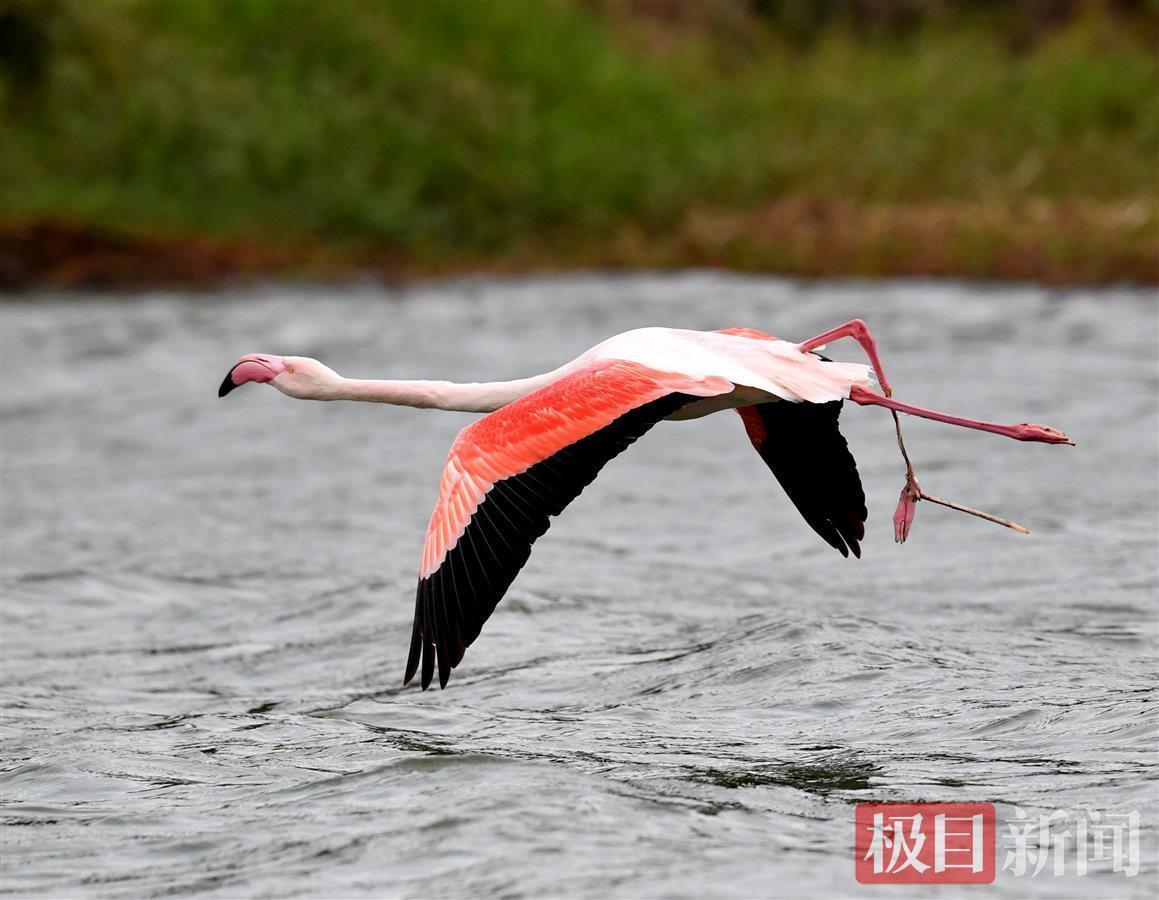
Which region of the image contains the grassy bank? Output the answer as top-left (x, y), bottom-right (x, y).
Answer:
top-left (1, 0), bottom-right (1156, 287)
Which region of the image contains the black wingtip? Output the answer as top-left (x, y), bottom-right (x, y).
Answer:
top-left (403, 645), bottom-right (419, 687)
top-left (404, 595), bottom-right (422, 686)
top-left (420, 639), bottom-right (435, 691)
top-left (436, 634), bottom-right (451, 689)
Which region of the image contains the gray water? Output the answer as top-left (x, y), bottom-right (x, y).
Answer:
top-left (1, 275), bottom-right (1156, 898)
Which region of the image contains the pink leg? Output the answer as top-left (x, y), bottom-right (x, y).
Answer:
top-left (849, 386), bottom-right (1074, 444)
top-left (800, 321), bottom-right (918, 536)
top-left (798, 319), bottom-right (893, 396)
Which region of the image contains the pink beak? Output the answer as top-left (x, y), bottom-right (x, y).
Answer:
top-left (218, 354), bottom-right (286, 397)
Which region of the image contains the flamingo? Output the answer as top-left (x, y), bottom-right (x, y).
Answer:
top-left (218, 321), bottom-right (1072, 689)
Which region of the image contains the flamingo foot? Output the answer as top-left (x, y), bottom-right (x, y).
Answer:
top-left (894, 474), bottom-right (921, 543)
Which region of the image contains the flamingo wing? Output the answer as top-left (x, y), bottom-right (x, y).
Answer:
top-left (736, 400), bottom-right (866, 558)
top-left (715, 327), bottom-right (866, 557)
top-left (406, 360), bottom-right (734, 689)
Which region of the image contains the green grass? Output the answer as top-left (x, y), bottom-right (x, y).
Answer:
top-left (1, 0), bottom-right (1156, 280)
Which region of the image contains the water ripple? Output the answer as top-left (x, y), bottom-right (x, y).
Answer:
top-left (1, 277), bottom-right (1156, 897)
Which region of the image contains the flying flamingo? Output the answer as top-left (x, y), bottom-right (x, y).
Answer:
top-left (218, 321), bottom-right (1072, 689)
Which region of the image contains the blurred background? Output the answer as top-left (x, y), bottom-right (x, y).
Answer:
top-left (1, 0), bottom-right (1156, 289)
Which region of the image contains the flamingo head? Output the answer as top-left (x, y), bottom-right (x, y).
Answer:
top-left (218, 354), bottom-right (340, 400)
top-left (1012, 423), bottom-right (1075, 445)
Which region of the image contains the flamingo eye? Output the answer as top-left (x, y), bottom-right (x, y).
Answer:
top-left (286, 364), bottom-right (295, 373)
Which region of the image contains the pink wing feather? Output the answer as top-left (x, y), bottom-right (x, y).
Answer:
top-left (420, 360), bottom-right (731, 578)
top-left (406, 359), bottom-right (733, 689)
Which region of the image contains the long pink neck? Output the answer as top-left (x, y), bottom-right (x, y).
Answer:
top-left (322, 372), bottom-right (561, 412)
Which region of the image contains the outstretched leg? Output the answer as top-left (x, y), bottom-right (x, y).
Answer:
top-left (800, 320), bottom-right (917, 534)
top-left (798, 319), bottom-right (892, 396)
top-left (801, 321), bottom-right (1073, 542)
top-left (849, 386), bottom-right (1074, 444)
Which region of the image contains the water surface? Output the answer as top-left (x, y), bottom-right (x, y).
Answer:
top-left (2, 275), bottom-right (1156, 897)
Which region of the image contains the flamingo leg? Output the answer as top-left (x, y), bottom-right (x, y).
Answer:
top-left (799, 320), bottom-right (918, 536)
top-left (798, 322), bottom-right (1074, 542)
top-left (798, 319), bottom-right (893, 396)
top-left (849, 385), bottom-right (1074, 444)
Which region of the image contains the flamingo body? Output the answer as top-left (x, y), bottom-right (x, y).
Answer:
top-left (218, 321), bottom-right (1072, 690)
top-left (579, 327), bottom-right (877, 407)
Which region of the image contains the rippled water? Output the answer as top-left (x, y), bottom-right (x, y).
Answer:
top-left (1, 275), bottom-right (1156, 897)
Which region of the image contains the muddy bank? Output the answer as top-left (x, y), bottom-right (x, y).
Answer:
top-left (3, 199), bottom-right (1156, 292)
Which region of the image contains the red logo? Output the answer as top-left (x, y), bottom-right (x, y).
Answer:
top-left (855, 803), bottom-right (996, 884)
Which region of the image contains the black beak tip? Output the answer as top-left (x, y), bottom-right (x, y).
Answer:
top-left (218, 371), bottom-right (239, 398)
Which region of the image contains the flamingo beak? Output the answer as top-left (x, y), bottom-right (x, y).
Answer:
top-left (218, 355), bottom-right (286, 397)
